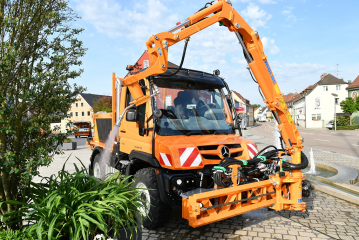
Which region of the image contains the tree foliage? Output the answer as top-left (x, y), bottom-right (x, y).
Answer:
top-left (0, 0), bottom-right (86, 228)
top-left (340, 97), bottom-right (359, 125)
top-left (93, 96), bottom-right (112, 113)
top-left (252, 104), bottom-right (261, 109)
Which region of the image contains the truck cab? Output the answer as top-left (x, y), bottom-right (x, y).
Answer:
top-left (89, 67), bottom-right (259, 228)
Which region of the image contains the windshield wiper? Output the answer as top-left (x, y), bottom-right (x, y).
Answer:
top-left (214, 131), bottom-right (228, 135)
top-left (186, 132), bottom-right (205, 136)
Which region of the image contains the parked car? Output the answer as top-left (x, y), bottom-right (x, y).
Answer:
top-left (326, 121), bottom-right (334, 130)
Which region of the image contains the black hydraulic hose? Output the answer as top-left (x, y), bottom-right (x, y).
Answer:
top-left (162, 38), bottom-right (190, 77)
top-left (282, 152), bottom-right (309, 170)
top-left (253, 145), bottom-right (280, 159)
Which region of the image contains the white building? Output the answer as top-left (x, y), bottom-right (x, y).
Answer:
top-left (291, 74), bottom-right (348, 128)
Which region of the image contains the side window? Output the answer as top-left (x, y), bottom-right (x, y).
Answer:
top-left (125, 88), bottom-right (134, 107)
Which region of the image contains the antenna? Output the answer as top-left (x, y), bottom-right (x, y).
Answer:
top-left (336, 64), bottom-right (341, 77)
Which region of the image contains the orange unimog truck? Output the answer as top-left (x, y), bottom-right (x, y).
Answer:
top-left (89, 0), bottom-right (309, 230)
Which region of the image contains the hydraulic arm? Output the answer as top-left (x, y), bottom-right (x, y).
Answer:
top-left (120, 0), bottom-right (305, 219)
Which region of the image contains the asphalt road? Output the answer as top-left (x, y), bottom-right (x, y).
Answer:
top-left (251, 122), bottom-right (359, 158)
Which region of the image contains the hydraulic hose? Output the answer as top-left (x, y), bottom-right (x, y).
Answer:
top-left (162, 38), bottom-right (190, 77)
top-left (282, 151), bottom-right (309, 170)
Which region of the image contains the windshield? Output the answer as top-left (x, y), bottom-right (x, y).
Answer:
top-left (153, 78), bottom-right (234, 136)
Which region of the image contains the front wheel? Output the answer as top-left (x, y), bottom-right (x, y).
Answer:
top-left (133, 168), bottom-right (171, 230)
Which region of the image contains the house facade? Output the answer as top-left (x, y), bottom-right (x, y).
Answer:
top-left (60, 93), bottom-right (111, 133)
top-left (289, 73), bottom-right (348, 128)
top-left (346, 75), bottom-right (359, 124)
top-left (231, 91), bottom-right (254, 126)
top-left (254, 107), bottom-right (262, 120)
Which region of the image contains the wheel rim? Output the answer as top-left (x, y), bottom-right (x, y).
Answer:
top-left (135, 182), bottom-right (151, 215)
top-left (94, 162), bottom-right (101, 178)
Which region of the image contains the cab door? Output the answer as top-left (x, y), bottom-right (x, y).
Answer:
top-left (118, 85), bottom-right (152, 155)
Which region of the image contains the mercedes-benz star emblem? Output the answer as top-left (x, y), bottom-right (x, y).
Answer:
top-left (221, 146), bottom-right (230, 158)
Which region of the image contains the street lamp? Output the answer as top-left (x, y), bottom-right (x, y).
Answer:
top-left (331, 93), bottom-right (338, 131)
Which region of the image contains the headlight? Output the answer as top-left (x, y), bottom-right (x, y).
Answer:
top-left (176, 179), bottom-right (182, 185)
top-left (301, 137), bottom-right (304, 143)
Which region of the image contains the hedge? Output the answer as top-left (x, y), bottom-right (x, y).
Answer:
top-left (336, 124), bottom-right (359, 130)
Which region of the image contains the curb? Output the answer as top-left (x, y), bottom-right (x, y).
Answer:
top-left (309, 180), bottom-right (359, 206)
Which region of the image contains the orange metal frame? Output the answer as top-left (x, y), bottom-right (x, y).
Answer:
top-left (183, 169), bottom-right (305, 228)
top-left (116, 0), bottom-right (306, 226)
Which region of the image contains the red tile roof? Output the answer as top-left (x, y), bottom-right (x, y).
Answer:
top-left (232, 90), bottom-right (253, 107)
top-left (346, 75), bottom-right (359, 90)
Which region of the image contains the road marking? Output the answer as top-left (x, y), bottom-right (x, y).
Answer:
top-left (308, 133), bottom-right (314, 134)
top-left (313, 138), bottom-right (330, 142)
top-left (352, 144), bottom-right (359, 147)
top-left (319, 134), bottom-right (330, 136)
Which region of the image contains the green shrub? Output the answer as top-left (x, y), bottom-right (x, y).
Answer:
top-left (335, 116), bottom-right (350, 126)
top-left (0, 159), bottom-right (147, 240)
top-left (63, 138), bottom-right (73, 143)
top-left (0, 229), bottom-right (36, 240)
top-left (336, 124), bottom-right (359, 130)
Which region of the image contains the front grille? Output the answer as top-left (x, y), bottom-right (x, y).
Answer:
top-left (226, 144), bottom-right (241, 149)
top-left (202, 154), bottom-right (221, 160)
top-left (198, 145), bottom-right (218, 151)
top-left (199, 144), bottom-right (242, 160)
top-left (230, 152), bottom-right (242, 157)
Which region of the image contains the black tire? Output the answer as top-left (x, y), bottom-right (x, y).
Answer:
top-left (75, 136), bottom-right (78, 138)
top-left (133, 168), bottom-right (172, 230)
top-left (92, 154), bottom-right (105, 180)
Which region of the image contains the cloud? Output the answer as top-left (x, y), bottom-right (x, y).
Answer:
top-left (240, 3), bottom-right (272, 29)
top-left (74, 0), bottom-right (179, 42)
top-left (271, 61), bottom-right (327, 79)
top-left (261, 37), bottom-right (280, 54)
top-left (282, 6), bottom-right (297, 24)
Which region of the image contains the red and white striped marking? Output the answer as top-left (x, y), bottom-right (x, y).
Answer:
top-left (159, 153), bottom-right (173, 167)
top-left (178, 147), bottom-right (203, 167)
top-left (247, 144), bottom-right (258, 159)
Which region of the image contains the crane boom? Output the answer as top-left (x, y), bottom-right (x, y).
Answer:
top-left (120, 0), bottom-right (303, 179)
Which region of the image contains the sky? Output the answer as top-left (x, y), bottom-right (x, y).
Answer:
top-left (69, 0), bottom-right (359, 106)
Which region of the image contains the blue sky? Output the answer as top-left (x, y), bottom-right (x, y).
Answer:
top-left (69, 0), bottom-right (359, 106)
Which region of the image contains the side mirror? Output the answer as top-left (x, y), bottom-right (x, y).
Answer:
top-left (126, 109), bottom-right (137, 122)
top-left (237, 113), bottom-right (244, 120)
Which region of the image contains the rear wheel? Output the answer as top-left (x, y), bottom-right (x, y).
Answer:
top-left (133, 168), bottom-right (171, 230)
top-left (92, 154), bottom-right (105, 180)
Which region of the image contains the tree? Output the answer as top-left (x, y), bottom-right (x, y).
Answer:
top-left (93, 96), bottom-right (112, 113)
top-left (0, 0), bottom-right (86, 228)
top-left (340, 97), bottom-right (359, 125)
top-left (252, 104), bottom-right (261, 109)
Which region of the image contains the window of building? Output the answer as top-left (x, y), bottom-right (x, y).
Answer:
top-left (336, 85), bottom-right (341, 90)
top-left (165, 96), bottom-right (172, 108)
top-left (143, 60), bottom-right (149, 68)
top-left (69, 112), bottom-right (73, 117)
top-left (75, 103), bottom-right (78, 107)
top-left (75, 112), bottom-right (78, 117)
top-left (335, 98), bottom-right (339, 104)
top-left (312, 114), bottom-right (321, 121)
top-left (81, 111), bottom-right (84, 116)
top-left (81, 102), bottom-right (84, 107)
top-left (323, 86), bottom-right (328, 91)
top-left (87, 111), bottom-right (91, 116)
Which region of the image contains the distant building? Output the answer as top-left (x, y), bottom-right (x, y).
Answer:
top-left (61, 93), bottom-right (111, 133)
top-left (288, 73), bottom-right (348, 128)
top-left (346, 75), bottom-right (359, 124)
top-left (257, 107), bottom-right (269, 122)
top-left (231, 91), bottom-right (254, 127)
top-left (254, 107), bottom-right (262, 120)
